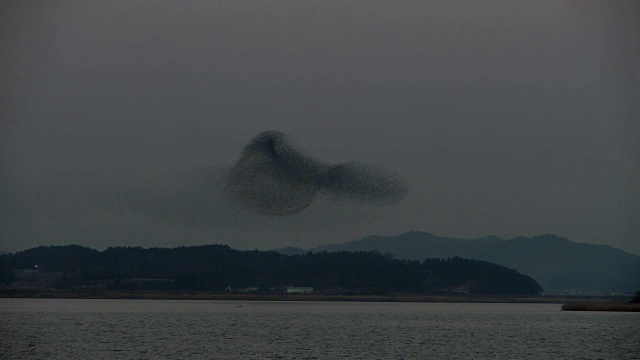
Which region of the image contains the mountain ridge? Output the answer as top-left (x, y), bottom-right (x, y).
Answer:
top-left (307, 231), bottom-right (640, 295)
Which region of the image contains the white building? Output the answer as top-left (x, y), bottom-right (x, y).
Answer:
top-left (286, 286), bottom-right (313, 294)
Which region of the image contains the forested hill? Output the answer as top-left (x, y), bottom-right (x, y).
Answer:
top-left (311, 232), bottom-right (640, 295)
top-left (0, 245), bottom-right (542, 295)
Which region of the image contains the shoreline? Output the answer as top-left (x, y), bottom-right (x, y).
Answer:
top-left (0, 289), bottom-right (630, 304)
top-left (561, 302), bottom-right (640, 312)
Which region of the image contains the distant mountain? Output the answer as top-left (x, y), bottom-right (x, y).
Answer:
top-left (311, 232), bottom-right (640, 295)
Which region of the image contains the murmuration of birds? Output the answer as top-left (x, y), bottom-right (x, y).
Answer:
top-left (225, 131), bottom-right (409, 215)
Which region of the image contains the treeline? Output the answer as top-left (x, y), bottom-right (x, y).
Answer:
top-left (0, 245), bottom-right (543, 295)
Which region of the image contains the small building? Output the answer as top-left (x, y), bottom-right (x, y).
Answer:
top-left (227, 286), bottom-right (261, 293)
top-left (286, 286), bottom-right (313, 294)
top-left (128, 278), bottom-right (174, 283)
top-left (242, 286), bottom-right (260, 293)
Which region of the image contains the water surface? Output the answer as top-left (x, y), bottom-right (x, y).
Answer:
top-left (1, 299), bottom-right (638, 359)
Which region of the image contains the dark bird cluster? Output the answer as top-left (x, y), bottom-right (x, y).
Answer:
top-left (226, 131), bottom-right (408, 215)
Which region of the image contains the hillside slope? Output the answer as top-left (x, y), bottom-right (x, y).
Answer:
top-left (0, 244), bottom-right (542, 295)
top-left (312, 232), bottom-right (640, 295)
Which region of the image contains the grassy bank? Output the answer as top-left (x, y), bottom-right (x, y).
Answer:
top-left (561, 303), bottom-right (640, 312)
top-left (0, 289), bottom-right (629, 304)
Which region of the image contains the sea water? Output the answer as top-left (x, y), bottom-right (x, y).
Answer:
top-left (1, 299), bottom-right (638, 359)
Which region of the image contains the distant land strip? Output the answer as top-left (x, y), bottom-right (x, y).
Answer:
top-left (561, 303), bottom-right (640, 312)
top-left (0, 289), bottom-right (630, 305)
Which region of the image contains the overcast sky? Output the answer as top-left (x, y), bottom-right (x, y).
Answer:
top-left (1, 1), bottom-right (639, 254)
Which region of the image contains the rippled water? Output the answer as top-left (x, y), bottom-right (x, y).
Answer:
top-left (1, 299), bottom-right (638, 359)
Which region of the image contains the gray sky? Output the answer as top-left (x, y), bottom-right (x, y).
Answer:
top-left (2, 0), bottom-right (639, 254)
